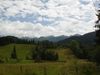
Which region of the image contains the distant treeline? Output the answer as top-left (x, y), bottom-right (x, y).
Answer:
top-left (0, 36), bottom-right (57, 49)
top-left (0, 36), bottom-right (35, 45)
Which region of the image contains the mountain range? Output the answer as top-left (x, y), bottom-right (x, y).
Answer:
top-left (0, 31), bottom-right (96, 46)
top-left (58, 31), bottom-right (96, 46)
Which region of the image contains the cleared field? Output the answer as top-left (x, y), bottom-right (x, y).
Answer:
top-left (0, 44), bottom-right (100, 75)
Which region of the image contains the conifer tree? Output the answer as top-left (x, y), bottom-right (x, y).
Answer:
top-left (94, 2), bottom-right (100, 63)
top-left (95, 10), bottom-right (100, 45)
top-left (11, 46), bottom-right (17, 59)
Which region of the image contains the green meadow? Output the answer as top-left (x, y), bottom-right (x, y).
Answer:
top-left (0, 44), bottom-right (100, 75)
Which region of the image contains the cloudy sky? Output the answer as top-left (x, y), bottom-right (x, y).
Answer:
top-left (0, 0), bottom-right (98, 37)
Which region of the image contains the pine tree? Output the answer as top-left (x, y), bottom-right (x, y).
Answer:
top-left (95, 10), bottom-right (100, 45)
top-left (11, 46), bottom-right (17, 59)
top-left (95, 10), bottom-right (100, 63)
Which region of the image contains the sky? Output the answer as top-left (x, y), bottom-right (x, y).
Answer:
top-left (0, 0), bottom-right (98, 37)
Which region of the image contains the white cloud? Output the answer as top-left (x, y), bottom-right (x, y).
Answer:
top-left (0, 19), bottom-right (64, 37)
top-left (0, 0), bottom-right (98, 37)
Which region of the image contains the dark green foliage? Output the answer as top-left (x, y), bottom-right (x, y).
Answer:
top-left (95, 12), bottom-right (100, 63)
top-left (0, 36), bottom-right (17, 46)
top-left (96, 30), bottom-right (100, 45)
top-left (93, 46), bottom-right (100, 63)
top-left (68, 40), bottom-right (86, 59)
top-left (38, 40), bottom-right (57, 49)
top-left (44, 51), bottom-right (58, 61)
top-left (11, 46), bottom-right (17, 59)
top-left (0, 36), bottom-right (35, 46)
top-left (58, 32), bottom-right (96, 48)
top-left (31, 45), bottom-right (58, 61)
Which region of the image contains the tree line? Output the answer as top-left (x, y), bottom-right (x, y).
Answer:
top-left (0, 44), bottom-right (58, 63)
top-left (0, 36), bottom-right (35, 46)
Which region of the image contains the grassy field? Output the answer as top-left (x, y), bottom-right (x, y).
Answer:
top-left (0, 44), bottom-right (100, 75)
top-left (0, 44), bottom-right (35, 63)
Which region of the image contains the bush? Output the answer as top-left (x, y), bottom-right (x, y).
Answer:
top-left (31, 46), bottom-right (59, 61)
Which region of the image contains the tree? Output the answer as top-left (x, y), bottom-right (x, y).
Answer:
top-left (45, 51), bottom-right (58, 61)
top-left (11, 46), bottom-right (17, 59)
top-left (95, 11), bottom-right (100, 45)
top-left (92, 46), bottom-right (100, 63)
top-left (95, 8), bottom-right (100, 63)
top-left (31, 45), bottom-right (58, 62)
top-left (68, 40), bottom-right (85, 59)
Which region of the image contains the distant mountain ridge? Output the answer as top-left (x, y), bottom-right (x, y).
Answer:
top-left (34, 35), bottom-right (68, 42)
top-left (21, 35), bottom-right (68, 42)
top-left (0, 35), bottom-right (68, 45)
top-left (58, 31), bottom-right (96, 46)
top-left (0, 32), bottom-right (96, 45)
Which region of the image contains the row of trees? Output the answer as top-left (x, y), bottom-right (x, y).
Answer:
top-left (0, 36), bottom-right (57, 49)
top-left (0, 37), bottom-right (58, 63)
top-left (29, 45), bottom-right (58, 62)
top-left (67, 40), bottom-right (87, 59)
top-left (67, 39), bottom-right (100, 64)
top-left (0, 36), bottom-right (35, 46)
top-left (10, 45), bottom-right (58, 62)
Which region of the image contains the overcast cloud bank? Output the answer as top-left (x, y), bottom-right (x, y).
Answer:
top-left (0, 0), bottom-right (97, 37)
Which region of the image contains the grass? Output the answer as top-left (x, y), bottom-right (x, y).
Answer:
top-left (0, 44), bottom-right (100, 75)
top-left (0, 44), bottom-right (34, 62)
top-left (0, 61), bottom-right (99, 75)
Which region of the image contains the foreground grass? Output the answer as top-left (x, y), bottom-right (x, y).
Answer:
top-left (0, 61), bottom-right (100, 75)
top-left (0, 44), bottom-right (100, 75)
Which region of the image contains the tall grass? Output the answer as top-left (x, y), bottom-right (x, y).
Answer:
top-left (0, 44), bottom-right (100, 75)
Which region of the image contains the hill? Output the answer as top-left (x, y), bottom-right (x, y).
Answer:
top-left (58, 32), bottom-right (96, 46)
top-left (0, 36), bottom-right (19, 46)
top-left (0, 35), bottom-right (68, 46)
top-left (36, 35), bottom-right (68, 42)
top-left (23, 35), bottom-right (68, 42)
top-left (0, 32), bottom-right (96, 46)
